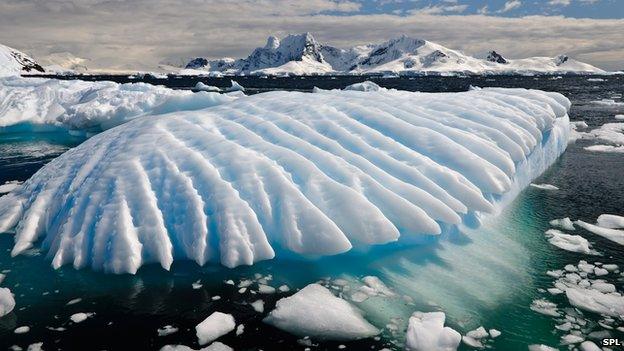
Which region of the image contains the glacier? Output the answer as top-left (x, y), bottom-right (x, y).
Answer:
top-left (0, 76), bottom-right (237, 133)
top-left (0, 86), bottom-right (571, 273)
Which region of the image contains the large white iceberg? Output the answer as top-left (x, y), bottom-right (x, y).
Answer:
top-left (0, 87), bottom-right (571, 273)
top-left (0, 76), bottom-right (237, 132)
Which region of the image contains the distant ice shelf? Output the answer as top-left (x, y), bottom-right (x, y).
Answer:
top-left (0, 85), bottom-right (571, 273)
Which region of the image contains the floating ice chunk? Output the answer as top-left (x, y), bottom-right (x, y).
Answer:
top-left (528, 345), bottom-right (558, 351)
top-left (196, 312), bottom-right (236, 345)
top-left (565, 286), bottom-right (624, 317)
top-left (226, 80), bottom-right (245, 92)
top-left (615, 114), bottom-right (624, 120)
top-left (461, 336), bottom-right (483, 348)
top-left (0, 88), bottom-right (571, 272)
top-left (236, 324), bottom-right (244, 336)
top-left (596, 214), bottom-right (624, 229)
top-left (158, 325), bottom-right (179, 336)
top-left (194, 82), bottom-right (221, 92)
top-left (14, 326), bottom-right (30, 334)
top-left (579, 341), bottom-right (601, 351)
top-left (278, 285), bottom-right (290, 292)
top-left (258, 284), bottom-right (276, 294)
top-left (591, 282), bottom-right (615, 293)
top-left (571, 121), bottom-right (588, 129)
top-left (549, 218), bottom-right (575, 231)
top-left (530, 183), bottom-right (559, 190)
top-left (26, 343), bottom-right (43, 351)
top-left (602, 264), bottom-right (618, 271)
top-left (0, 181), bottom-right (22, 195)
top-left (192, 281), bottom-right (203, 289)
top-left (343, 81), bottom-right (383, 92)
top-left (575, 220), bottom-right (624, 245)
top-left (0, 287), bottom-right (15, 317)
top-left (584, 144), bottom-right (624, 153)
top-left (544, 229), bottom-right (598, 255)
top-left (264, 284), bottom-right (378, 340)
top-left (489, 329), bottom-right (501, 338)
top-left (70, 312), bottom-right (94, 323)
top-left (66, 298), bottom-right (82, 305)
top-left (466, 326), bottom-right (488, 339)
top-left (530, 299), bottom-right (559, 317)
top-left (561, 334), bottom-right (584, 345)
top-left (251, 300), bottom-right (264, 313)
top-left (405, 312), bottom-right (461, 351)
top-left (161, 342), bottom-right (233, 351)
top-left (582, 123), bottom-right (624, 151)
top-left (592, 99), bottom-right (624, 106)
top-left (361, 276), bottom-right (396, 297)
top-left (0, 76), bottom-right (238, 132)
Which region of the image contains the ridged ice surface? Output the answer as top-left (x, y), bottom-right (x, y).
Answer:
top-left (0, 87), bottom-right (571, 273)
top-left (0, 76), bottom-right (237, 131)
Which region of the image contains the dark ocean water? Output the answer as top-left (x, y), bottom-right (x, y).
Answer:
top-left (0, 74), bottom-right (623, 351)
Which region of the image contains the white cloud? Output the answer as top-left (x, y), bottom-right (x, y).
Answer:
top-left (548, 0), bottom-right (571, 5)
top-left (410, 4), bottom-right (468, 15)
top-left (477, 5), bottom-right (489, 15)
top-left (498, 0), bottom-right (522, 13)
top-left (0, 0), bottom-right (622, 71)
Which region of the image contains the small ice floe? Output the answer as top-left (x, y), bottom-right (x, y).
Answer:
top-left (592, 99), bottom-right (624, 106)
top-left (561, 334), bottom-right (584, 345)
top-left (596, 214), bottom-right (624, 229)
top-left (160, 342), bottom-right (233, 351)
top-left (263, 283), bottom-right (378, 340)
top-left (211, 296), bottom-right (221, 301)
top-left (489, 329), bottom-right (501, 338)
top-left (157, 325), bottom-right (179, 336)
top-left (565, 286), bottom-right (624, 317)
top-left (528, 345), bottom-right (558, 351)
top-left (66, 298), bottom-right (82, 305)
top-left (278, 285), bottom-right (290, 292)
top-left (235, 324), bottom-right (244, 336)
top-left (544, 229), bottom-right (599, 255)
top-left (70, 312), bottom-right (94, 323)
top-left (615, 114), bottom-right (624, 120)
top-left (0, 181), bottom-right (22, 194)
top-left (549, 218), bottom-right (575, 231)
top-left (579, 341), bottom-right (601, 351)
top-left (225, 80), bottom-right (245, 92)
top-left (250, 299), bottom-right (264, 313)
top-left (575, 220), bottom-right (624, 245)
top-left (14, 326), bottom-right (30, 334)
top-left (343, 81), bottom-right (383, 92)
top-left (570, 121), bottom-right (588, 129)
top-left (530, 183), bottom-right (559, 190)
top-left (587, 78), bottom-right (604, 82)
top-left (194, 82), bottom-right (221, 92)
top-left (0, 287), bottom-right (15, 317)
top-left (530, 299), bottom-right (559, 317)
top-left (405, 311), bottom-right (461, 351)
top-left (195, 312), bottom-right (236, 345)
top-left (257, 284), bottom-right (275, 294)
top-left (26, 342), bottom-right (44, 351)
top-left (581, 123), bottom-right (624, 153)
top-left (192, 280), bottom-right (203, 289)
top-left (350, 275), bottom-right (396, 303)
top-left (46, 326), bottom-right (66, 332)
top-left (462, 326), bottom-right (491, 349)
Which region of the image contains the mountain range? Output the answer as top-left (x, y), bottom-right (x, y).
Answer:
top-left (183, 33), bottom-right (605, 76)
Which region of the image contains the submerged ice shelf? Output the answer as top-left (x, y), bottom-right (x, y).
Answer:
top-left (0, 86), bottom-right (571, 273)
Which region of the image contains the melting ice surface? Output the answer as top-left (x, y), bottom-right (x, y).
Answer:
top-left (0, 84), bottom-right (572, 275)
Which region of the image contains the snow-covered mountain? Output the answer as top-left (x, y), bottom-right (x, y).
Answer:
top-left (183, 33), bottom-right (605, 76)
top-left (0, 44), bottom-right (45, 76)
top-left (37, 52), bottom-right (89, 74)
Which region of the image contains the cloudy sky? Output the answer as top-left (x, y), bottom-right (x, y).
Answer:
top-left (0, 0), bottom-right (622, 71)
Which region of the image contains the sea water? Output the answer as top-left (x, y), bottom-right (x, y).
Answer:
top-left (0, 75), bottom-right (622, 350)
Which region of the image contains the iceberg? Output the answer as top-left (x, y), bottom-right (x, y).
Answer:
top-left (0, 76), bottom-right (237, 132)
top-left (0, 87), bottom-right (571, 273)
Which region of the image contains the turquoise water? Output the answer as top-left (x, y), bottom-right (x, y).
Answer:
top-left (0, 75), bottom-right (623, 350)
